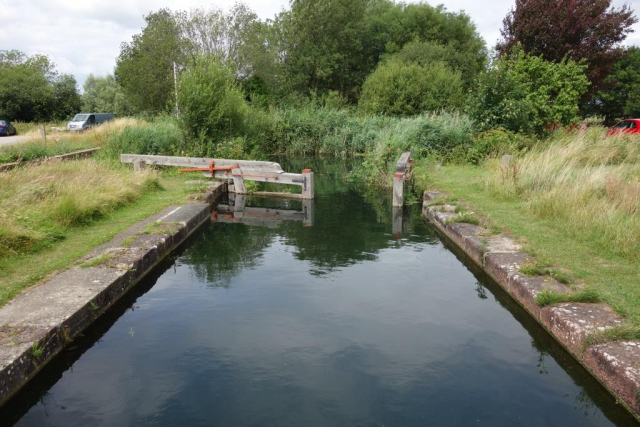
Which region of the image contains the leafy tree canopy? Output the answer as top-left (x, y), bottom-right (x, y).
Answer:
top-left (469, 47), bottom-right (590, 134)
top-left (115, 9), bottom-right (187, 114)
top-left (0, 50), bottom-right (80, 122)
top-left (82, 74), bottom-right (134, 116)
top-left (598, 47), bottom-right (640, 122)
top-left (497, 0), bottom-right (637, 97)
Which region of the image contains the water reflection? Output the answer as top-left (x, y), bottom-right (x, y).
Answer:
top-left (213, 193), bottom-right (314, 228)
top-left (2, 158), bottom-right (638, 427)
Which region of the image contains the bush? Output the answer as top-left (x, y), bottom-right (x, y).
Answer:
top-left (389, 40), bottom-right (484, 88)
top-left (178, 55), bottom-right (249, 144)
top-left (469, 47), bottom-right (589, 134)
top-left (104, 116), bottom-right (183, 157)
top-left (465, 128), bottom-right (535, 164)
top-left (359, 61), bottom-right (464, 116)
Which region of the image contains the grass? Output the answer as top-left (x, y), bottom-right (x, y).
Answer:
top-left (415, 128), bottom-right (640, 327)
top-left (535, 289), bottom-right (601, 306)
top-left (520, 262), bottom-right (574, 284)
top-left (445, 211), bottom-right (481, 225)
top-left (0, 164), bottom-right (198, 308)
top-left (0, 118), bottom-right (147, 164)
top-left (31, 342), bottom-right (44, 359)
top-left (79, 252), bottom-right (117, 269)
top-left (585, 324), bottom-right (640, 347)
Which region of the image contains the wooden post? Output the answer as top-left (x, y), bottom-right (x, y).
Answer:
top-left (302, 199), bottom-right (314, 227)
top-left (39, 125), bottom-right (47, 144)
top-left (393, 173), bottom-right (405, 207)
top-left (392, 206), bottom-right (403, 238)
top-left (302, 169), bottom-right (314, 199)
top-left (230, 168), bottom-right (247, 194)
top-left (392, 151), bottom-right (412, 207)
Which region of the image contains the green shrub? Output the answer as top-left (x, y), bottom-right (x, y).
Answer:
top-left (359, 61), bottom-right (464, 117)
top-left (469, 47), bottom-right (589, 134)
top-left (388, 40), bottom-right (484, 88)
top-left (178, 55), bottom-right (249, 145)
top-left (465, 128), bottom-right (535, 164)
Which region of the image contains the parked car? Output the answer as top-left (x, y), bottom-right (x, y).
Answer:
top-left (0, 120), bottom-right (17, 136)
top-left (67, 113), bottom-right (114, 131)
top-left (606, 119), bottom-right (640, 136)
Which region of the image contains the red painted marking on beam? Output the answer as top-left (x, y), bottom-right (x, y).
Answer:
top-left (302, 169), bottom-right (312, 173)
top-left (394, 173), bottom-right (404, 178)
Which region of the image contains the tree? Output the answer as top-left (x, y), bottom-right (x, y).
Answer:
top-left (359, 61), bottom-right (464, 116)
top-left (115, 9), bottom-right (187, 114)
top-left (598, 47), bottom-right (640, 122)
top-left (497, 0), bottom-right (637, 96)
top-left (0, 50), bottom-right (80, 122)
top-left (277, 0), bottom-right (370, 101)
top-left (277, 0), bottom-right (486, 102)
top-left (388, 40), bottom-right (483, 88)
top-left (51, 74), bottom-right (81, 120)
top-left (178, 55), bottom-right (249, 144)
top-left (469, 48), bottom-right (589, 134)
top-left (176, 3), bottom-right (279, 100)
top-left (82, 74), bottom-right (134, 116)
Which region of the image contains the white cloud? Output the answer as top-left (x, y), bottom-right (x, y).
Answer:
top-left (1, 0), bottom-right (638, 87)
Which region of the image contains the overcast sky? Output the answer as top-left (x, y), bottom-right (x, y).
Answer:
top-left (2, 0), bottom-right (639, 87)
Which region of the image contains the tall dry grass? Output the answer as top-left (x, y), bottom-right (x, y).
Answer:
top-left (0, 158), bottom-right (159, 257)
top-left (485, 127), bottom-right (640, 260)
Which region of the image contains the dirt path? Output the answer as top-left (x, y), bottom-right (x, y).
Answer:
top-left (0, 134), bottom-right (32, 148)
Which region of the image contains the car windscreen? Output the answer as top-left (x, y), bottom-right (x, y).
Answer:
top-left (0, 121), bottom-right (5, 126)
top-left (614, 121), bottom-right (630, 128)
top-left (72, 114), bottom-right (89, 121)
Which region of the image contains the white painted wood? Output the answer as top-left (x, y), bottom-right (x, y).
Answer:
top-left (121, 154), bottom-right (315, 199)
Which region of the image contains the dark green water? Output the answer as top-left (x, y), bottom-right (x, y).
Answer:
top-left (2, 159), bottom-right (638, 426)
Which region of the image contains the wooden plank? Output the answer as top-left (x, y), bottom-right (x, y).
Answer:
top-left (393, 174), bottom-right (404, 207)
top-left (250, 192), bottom-right (304, 200)
top-left (120, 154), bottom-right (283, 172)
top-left (0, 148), bottom-right (102, 173)
top-left (395, 151), bottom-right (412, 173)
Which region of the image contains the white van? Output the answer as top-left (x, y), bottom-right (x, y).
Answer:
top-left (67, 113), bottom-right (114, 131)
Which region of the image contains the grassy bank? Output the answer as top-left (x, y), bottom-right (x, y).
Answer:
top-left (0, 118), bottom-right (146, 163)
top-left (0, 158), bottom-right (201, 307)
top-left (414, 128), bottom-right (640, 328)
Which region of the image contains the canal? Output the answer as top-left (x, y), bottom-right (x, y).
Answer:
top-left (2, 159), bottom-right (637, 426)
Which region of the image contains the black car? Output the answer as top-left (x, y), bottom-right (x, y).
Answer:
top-left (0, 120), bottom-right (17, 136)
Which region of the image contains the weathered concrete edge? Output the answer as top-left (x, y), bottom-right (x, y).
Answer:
top-left (0, 147), bottom-right (101, 172)
top-left (0, 181), bottom-right (227, 406)
top-left (422, 190), bottom-right (640, 418)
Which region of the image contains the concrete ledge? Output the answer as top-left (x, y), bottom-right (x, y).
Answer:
top-left (423, 190), bottom-right (640, 419)
top-left (0, 148), bottom-right (102, 172)
top-left (0, 181), bottom-right (226, 405)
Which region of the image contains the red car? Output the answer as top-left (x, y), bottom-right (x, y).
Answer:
top-left (607, 119), bottom-right (640, 136)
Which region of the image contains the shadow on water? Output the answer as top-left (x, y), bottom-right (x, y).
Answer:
top-left (1, 157), bottom-right (638, 426)
top-left (429, 223), bottom-right (639, 426)
top-left (0, 232), bottom-right (202, 426)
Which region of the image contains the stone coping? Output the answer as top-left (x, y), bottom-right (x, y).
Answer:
top-left (0, 182), bottom-right (226, 405)
top-left (423, 190), bottom-right (640, 419)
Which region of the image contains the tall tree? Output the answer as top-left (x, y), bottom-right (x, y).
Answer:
top-left (82, 74), bottom-right (133, 116)
top-left (277, 0), bottom-right (486, 102)
top-left (598, 47), bottom-right (640, 122)
top-left (177, 3), bottom-right (279, 94)
top-left (51, 74), bottom-right (81, 120)
top-left (277, 0), bottom-right (370, 101)
top-left (115, 9), bottom-right (187, 114)
top-left (0, 50), bottom-right (80, 122)
top-left (497, 0), bottom-right (637, 95)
